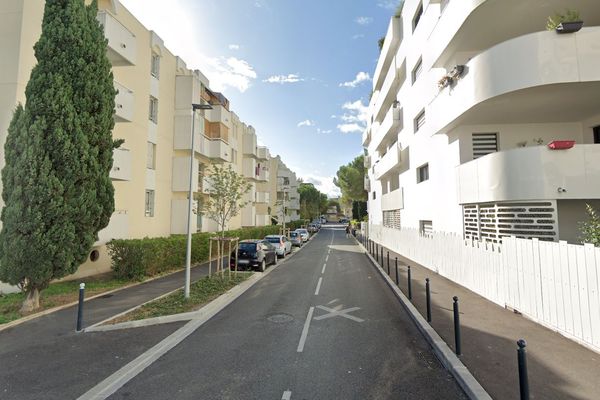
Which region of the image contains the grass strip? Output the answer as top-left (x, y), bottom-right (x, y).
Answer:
top-left (107, 272), bottom-right (252, 324)
top-left (0, 274), bottom-right (130, 325)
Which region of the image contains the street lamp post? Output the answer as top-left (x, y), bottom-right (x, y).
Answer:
top-left (185, 103), bottom-right (212, 299)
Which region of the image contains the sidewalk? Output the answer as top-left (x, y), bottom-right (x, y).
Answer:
top-left (363, 237), bottom-right (600, 400)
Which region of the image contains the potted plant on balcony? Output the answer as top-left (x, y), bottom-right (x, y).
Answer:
top-left (547, 9), bottom-right (583, 34)
top-left (438, 75), bottom-right (452, 89)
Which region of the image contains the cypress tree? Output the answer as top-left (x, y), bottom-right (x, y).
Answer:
top-left (0, 0), bottom-right (120, 312)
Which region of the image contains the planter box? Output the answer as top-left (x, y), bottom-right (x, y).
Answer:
top-left (556, 21), bottom-right (584, 34)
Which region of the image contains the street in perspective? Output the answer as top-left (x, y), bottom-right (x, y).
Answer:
top-left (2, 0), bottom-right (600, 399)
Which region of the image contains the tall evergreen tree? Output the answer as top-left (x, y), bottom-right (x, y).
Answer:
top-left (0, 0), bottom-right (119, 312)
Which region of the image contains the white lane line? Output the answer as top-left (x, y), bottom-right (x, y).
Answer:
top-left (297, 306), bottom-right (315, 352)
top-left (282, 390), bottom-right (292, 400)
top-left (314, 277), bottom-right (323, 295)
top-left (321, 263), bottom-right (327, 274)
top-left (325, 255), bottom-right (329, 263)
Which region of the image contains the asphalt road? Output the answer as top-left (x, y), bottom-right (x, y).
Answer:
top-left (106, 226), bottom-right (466, 400)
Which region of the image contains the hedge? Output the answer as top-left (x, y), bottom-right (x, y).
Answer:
top-left (107, 225), bottom-right (282, 280)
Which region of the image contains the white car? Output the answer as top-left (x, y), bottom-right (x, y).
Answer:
top-left (295, 229), bottom-right (309, 242)
top-left (264, 235), bottom-right (292, 257)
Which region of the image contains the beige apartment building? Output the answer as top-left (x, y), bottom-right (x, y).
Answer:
top-left (0, 0), bottom-right (299, 287)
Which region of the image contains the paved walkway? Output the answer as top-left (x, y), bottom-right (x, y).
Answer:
top-left (361, 236), bottom-right (600, 400)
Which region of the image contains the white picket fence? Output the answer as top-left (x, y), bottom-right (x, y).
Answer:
top-left (369, 224), bottom-right (600, 353)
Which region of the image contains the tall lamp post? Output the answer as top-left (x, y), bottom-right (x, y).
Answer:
top-left (185, 103), bottom-right (213, 299)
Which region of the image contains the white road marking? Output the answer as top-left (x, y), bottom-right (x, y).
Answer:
top-left (282, 390), bottom-right (292, 400)
top-left (327, 299), bottom-right (340, 305)
top-left (314, 277), bottom-right (323, 295)
top-left (325, 255), bottom-right (329, 263)
top-left (314, 305), bottom-right (364, 323)
top-left (321, 263), bottom-right (327, 274)
top-left (297, 307), bottom-right (315, 352)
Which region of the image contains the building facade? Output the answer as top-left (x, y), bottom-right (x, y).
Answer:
top-left (0, 0), bottom-right (299, 287)
top-left (365, 0), bottom-right (600, 244)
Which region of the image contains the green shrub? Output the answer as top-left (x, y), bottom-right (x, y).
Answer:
top-left (107, 225), bottom-right (282, 280)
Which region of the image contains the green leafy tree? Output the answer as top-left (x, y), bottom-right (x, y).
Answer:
top-left (333, 155), bottom-right (368, 220)
top-left (579, 204), bottom-right (600, 246)
top-left (298, 183), bottom-right (324, 221)
top-left (201, 164), bottom-right (252, 238)
top-left (0, 0), bottom-right (120, 313)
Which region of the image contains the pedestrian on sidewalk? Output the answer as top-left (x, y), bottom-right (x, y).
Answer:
top-left (345, 224), bottom-right (351, 238)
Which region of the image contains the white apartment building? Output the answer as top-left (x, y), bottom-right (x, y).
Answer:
top-left (274, 157), bottom-right (301, 223)
top-left (365, 0), bottom-right (600, 244)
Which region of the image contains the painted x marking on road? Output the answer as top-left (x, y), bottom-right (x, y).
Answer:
top-left (314, 305), bottom-right (364, 323)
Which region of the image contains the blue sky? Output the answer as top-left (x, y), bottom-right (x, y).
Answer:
top-left (119, 0), bottom-right (401, 196)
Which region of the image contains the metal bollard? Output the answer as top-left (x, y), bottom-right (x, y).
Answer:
top-left (407, 266), bottom-right (412, 300)
top-left (517, 339), bottom-right (530, 400)
top-left (76, 283), bottom-right (85, 332)
top-left (395, 258), bottom-right (399, 285)
top-left (375, 244), bottom-right (379, 262)
top-left (426, 278), bottom-right (432, 322)
top-left (387, 251), bottom-right (390, 275)
top-left (381, 247), bottom-right (384, 267)
top-left (453, 296), bottom-right (461, 356)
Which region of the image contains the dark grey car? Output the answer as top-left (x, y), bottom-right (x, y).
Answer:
top-left (231, 239), bottom-right (278, 272)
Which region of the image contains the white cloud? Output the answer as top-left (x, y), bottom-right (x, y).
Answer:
top-left (377, 0), bottom-right (401, 10)
top-left (339, 72), bottom-right (371, 88)
top-left (297, 120), bottom-right (315, 127)
top-left (330, 115), bottom-right (337, 119)
top-left (263, 74), bottom-right (304, 84)
top-left (203, 56), bottom-right (257, 93)
top-left (355, 16), bottom-right (373, 26)
top-left (228, 44), bottom-right (240, 50)
top-left (299, 174), bottom-right (341, 198)
top-left (317, 128), bottom-right (332, 134)
top-left (352, 34), bottom-right (365, 39)
top-left (337, 99), bottom-right (369, 134)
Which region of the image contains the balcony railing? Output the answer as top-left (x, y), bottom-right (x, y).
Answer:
top-left (97, 11), bottom-right (136, 66)
top-left (373, 17), bottom-right (403, 91)
top-left (205, 138), bottom-right (230, 162)
top-left (375, 143), bottom-right (402, 180)
top-left (364, 176), bottom-right (371, 191)
top-left (456, 144), bottom-right (600, 204)
top-left (373, 105), bottom-right (402, 151)
top-left (382, 188), bottom-right (403, 211)
top-left (114, 81), bottom-right (134, 122)
top-left (110, 148), bottom-right (132, 181)
top-left (257, 146), bottom-right (269, 160)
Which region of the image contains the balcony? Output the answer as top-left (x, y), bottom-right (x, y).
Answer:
top-left (373, 56), bottom-right (405, 123)
top-left (373, 17), bottom-right (403, 91)
top-left (206, 139), bottom-right (230, 162)
top-left (95, 210), bottom-right (129, 245)
top-left (96, 11), bottom-right (136, 66)
top-left (456, 144), bottom-right (600, 204)
top-left (382, 188), bottom-right (404, 211)
top-left (364, 155), bottom-right (371, 169)
top-left (373, 105), bottom-right (403, 152)
top-left (256, 192), bottom-right (270, 204)
top-left (173, 113), bottom-right (206, 152)
top-left (243, 158), bottom-right (257, 180)
top-left (114, 81), bottom-right (133, 122)
top-left (205, 106), bottom-right (231, 126)
top-left (110, 148), bottom-right (131, 181)
top-left (364, 176), bottom-right (371, 191)
top-left (171, 157), bottom-right (199, 192)
top-left (257, 164), bottom-right (269, 182)
top-left (362, 127), bottom-right (372, 147)
top-left (375, 143), bottom-right (402, 180)
top-left (430, 28), bottom-right (600, 135)
top-left (257, 146), bottom-right (269, 160)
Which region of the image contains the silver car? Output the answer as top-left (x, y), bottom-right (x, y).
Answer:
top-left (295, 229), bottom-right (309, 242)
top-left (264, 235), bottom-right (292, 257)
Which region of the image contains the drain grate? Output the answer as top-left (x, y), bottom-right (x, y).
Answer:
top-left (267, 313), bottom-right (293, 324)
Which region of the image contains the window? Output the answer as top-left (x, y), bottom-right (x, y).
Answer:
top-left (144, 190), bottom-right (155, 217)
top-left (419, 220), bottom-right (433, 237)
top-left (411, 57), bottom-right (423, 84)
top-left (372, 191), bottom-right (377, 200)
top-left (414, 109), bottom-right (425, 133)
top-left (146, 142), bottom-right (156, 169)
top-left (412, 2), bottom-right (423, 32)
top-left (383, 210), bottom-right (401, 230)
top-left (594, 126), bottom-right (600, 144)
top-left (151, 53), bottom-right (160, 78)
top-left (417, 163), bottom-right (429, 183)
top-left (472, 133), bottom-right (498, 159)
top-left (149, 96), bottom-right (158, 123)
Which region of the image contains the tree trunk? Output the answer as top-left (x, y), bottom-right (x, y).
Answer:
top-left (20, 287), bottom-right (40, 313)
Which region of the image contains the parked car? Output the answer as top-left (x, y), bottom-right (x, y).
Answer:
top-left (264, 235), bottom-right (292, 257)
top-left (231, 239), bottom-right (277, 272)
top-left (307, 224), bottom-right (318, 233)
top-left (295, 228), bottom-right (309, 242)
top-left (289, 231), bottom-right (303, 247)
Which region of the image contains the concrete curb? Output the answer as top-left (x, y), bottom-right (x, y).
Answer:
top-left (356, 238), bottom-right (492, 400)
top-left (85, 234), bottom-right (312, 332)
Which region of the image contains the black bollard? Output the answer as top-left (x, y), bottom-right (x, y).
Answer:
top-left (453, 296), bottom-right (461, 356)
top-left (407, 266), bottom-right (412, 300)
top-left (426, 278), bottom-right (432, 322)
top-left (517, 339), bottom-right (530, 400)
top-left (381, 247), bottom-right (384, 267)
top-left (76, 283), bottom-right (85, 332)
top-left (387, 252), bottom-right (390, 275)
top-left (375, 244), bottom-right (379, 262)
top-left (395, 258), bottom-right (399, 285)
